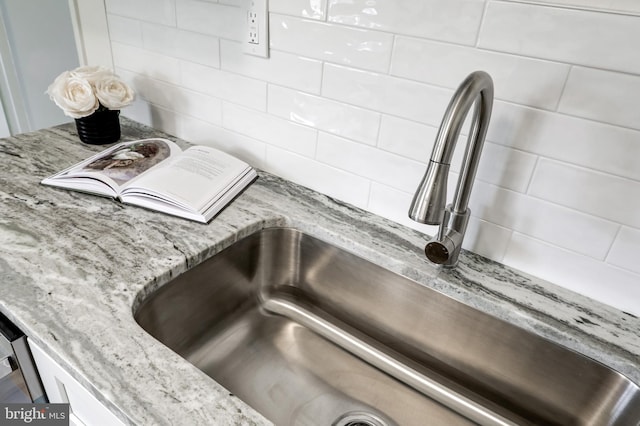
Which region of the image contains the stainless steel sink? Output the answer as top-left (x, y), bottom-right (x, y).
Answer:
top-left (134, 227), bottom-right (640, 426)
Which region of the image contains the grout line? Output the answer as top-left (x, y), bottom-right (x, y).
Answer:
top-left (603, 224), bottom-right (623, 263)
top-left (501, 229), bottom-right (515, 262)
top-left (475, 0), bottom-right (492, 48)
top-left (373, 113), bottom-right (383, 149)
top-left (312, 128), bottom-right (320, 159)
top-left (318, 60), bottom-right (326, 97)
top-left (387, 34), bottom-right (397, 76)
top-left (364, 180), bottom-right (373, 209)
top-left (553, 65), bottom-right (573, 112)
top-left (523, 155), bottom-right (540, 194)
top-left (495, 0), bottom-right (640, 17)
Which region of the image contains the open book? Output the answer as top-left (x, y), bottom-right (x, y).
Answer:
top-left (42, 138), bottom-right (257, 223)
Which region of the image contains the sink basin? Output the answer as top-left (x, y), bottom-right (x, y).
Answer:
top-left (134, 227), bottom-right (640, 425)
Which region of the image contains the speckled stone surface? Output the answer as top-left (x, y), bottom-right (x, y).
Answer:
top-left (1, 119), bottom-right (638, 425)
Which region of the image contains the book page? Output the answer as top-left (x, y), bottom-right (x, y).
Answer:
top-left (42, 139), bottom-right (182, 196)
top-left (123, 146), bottom-right (251, 211)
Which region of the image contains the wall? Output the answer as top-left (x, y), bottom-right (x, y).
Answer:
top-left (0, 0), bottom-right (79, 133)
top-left (100, 0), bottom-right (640, 315)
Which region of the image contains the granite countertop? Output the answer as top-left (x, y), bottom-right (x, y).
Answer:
top-left (1, 119), bottom-right (638, 425)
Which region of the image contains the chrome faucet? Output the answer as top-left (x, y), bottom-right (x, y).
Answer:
top-left (409, 71), bottom-right (494, 267)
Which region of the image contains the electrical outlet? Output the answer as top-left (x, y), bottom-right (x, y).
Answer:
top-left (244, 0), bottom-right (269, 58)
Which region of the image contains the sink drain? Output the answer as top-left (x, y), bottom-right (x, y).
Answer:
top-left (333, 411), bottom-right (388, 426)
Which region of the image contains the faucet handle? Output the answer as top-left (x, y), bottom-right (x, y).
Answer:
top-left (408, 161), bottom-right (450, 225)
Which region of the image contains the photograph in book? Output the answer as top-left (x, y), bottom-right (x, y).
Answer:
top-left (81, 139), bottom-right (173, 185)
top-left (41, 138), bottom-right (258, 223)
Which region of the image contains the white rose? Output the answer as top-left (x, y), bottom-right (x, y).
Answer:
top-left (46, 71), bottom-right (99, 118)
top-left (94, 77), bottom-right (135, 109)
top-left (70, 65), bottom-right (112, 85)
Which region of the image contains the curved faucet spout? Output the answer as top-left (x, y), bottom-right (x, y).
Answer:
top-left (408, 71), bottom-right (494, 267)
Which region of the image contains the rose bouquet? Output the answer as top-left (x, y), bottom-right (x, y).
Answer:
top-left (47, 65), bottom-right (134, 118)
top-left (47, 66), bottom-right (135, 144)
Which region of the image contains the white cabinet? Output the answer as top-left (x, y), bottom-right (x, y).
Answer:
top-left (28, 339), bottom-right (125, 426)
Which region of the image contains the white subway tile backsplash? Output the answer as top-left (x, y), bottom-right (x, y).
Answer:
top-left (130, 102), bottom-right (214, 149)
top-left (142, 23), bottom-right (220, 68)
top-left (558, 67), bottom-right (640, 131)
top-left (462, 218), bottom-right (513, 262)
top-left (391, 37), bottom-right (569, 110)
top-left (118, 69), bottom-right (223, 125)
top-left (220, 0), bottom-right (245, 7)
top-left (180, 61), bottom-right (267, 111)
top-left (267, 85), bottom-right (380, 145)
top-left (488, 102), bottom-right (640, 181)
top-left (176, 0), bottom-right (245, 40)
top-left (127, 101), bottom-right (175, 134)
top-left (503, 233), bottom-right (640, 316)
top-left (530, 0), bottom-right (640, 14)
top-left (467, 142), bottom-right (537, 193)
top-left (367, 183), bottom-right (437, 235)
top-left (221, 40), bottom-right (323, 94)
top-left (121, 98), bottom-right (154, 128)
top-left (106, 0), bottom-right (176, 26)
top-left (322, 64), bottom-right (453, 125)
top-left (265, 147), bottom-right (371, 208)
top-left (479, 2), bottom-right (640, 75)
top-left (316, 132), bottom-right (426, 191)
top-left (529, 159), bottom-right (640, 229)
top-left (269, 0), bottom-right (327, 20)
top-left (126, 102), bottom-right (266, 168)
top-left (378, 115), bottom-right (438, 159)
top-left (608, 227), bottom-right (640, 275)
top-left (112, 42), bottom-right (181, 83)
top-left (170, 116), bottom-right (268, 169)
top-left (328, 0), bottom-right (485, 45)
top-left (270, 14), bottom-right (393, 73)
top-left (107, 15), bottom-right (143, 47)
top-left (470, 180), bottom-right (618, 259)
top-left (223, 103), bottom-right (318, 157)
top-left (378, 114), bottom-right (536, 192)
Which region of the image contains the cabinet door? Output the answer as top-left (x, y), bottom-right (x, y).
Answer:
top-left (28, 339), bottom-right (125, 426)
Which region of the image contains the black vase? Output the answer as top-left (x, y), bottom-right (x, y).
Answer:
top-left (75, 108), bottom-right (121, 145)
